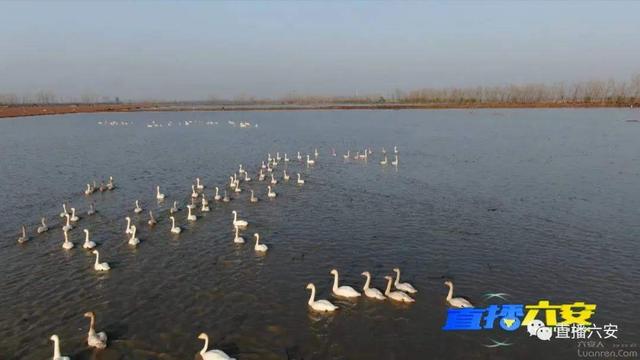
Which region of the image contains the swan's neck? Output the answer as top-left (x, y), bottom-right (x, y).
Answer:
top-left (363, 274), bottom-right (371, 290)
top-left (394, 270), bottom-right (400, 284)
top-left (188, 207), bottom-right (192, 217)
top-left (446, 284), bottom-right (453, 301)
top-left (126, 218), bottom-right (130, 228)
top-left (233, 212), bottom-right (237, 221)
top-left (332, 272), bottom-right (339, 291)
top-left (64, 231), bottom-right (69, 243)
top-left (63, 204), bottom-right (67, 212)
top-left (131, 227), bottom-right (137, 238)
top-left (171, 217), bottom-right (176, 228)
top-left (200, 335), bottom-right (209, 355)
top-left (94, 252), bottom-right (100, 266)
top-left (235, 227), bottom-right (239, 237)
top-left (385, 278), bottom-right (392, 295)
top-left (88, 314), bottom-right (96, 332)
top-left (52, 337), bottom-right (61, 358)
top-left (215, 188), bottom-right (219, 195)
top-left (66, 215), bottom-right (70, 226)
top-left (308, 286), bottom-right (315, 305)
top-left (42, 218), bottom-right (46, 226)
top-left (84, 231), bottom-right (89, 242)
top-left (255, 234), bottom-right (260, 245)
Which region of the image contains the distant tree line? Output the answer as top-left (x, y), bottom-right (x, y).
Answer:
top-left (2, 74), bottom-right (639, 106)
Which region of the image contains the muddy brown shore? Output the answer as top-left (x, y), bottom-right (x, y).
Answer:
top-left (1, 101), bottom-right (636, 119)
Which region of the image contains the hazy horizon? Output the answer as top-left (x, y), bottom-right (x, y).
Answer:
top-left (1, 1), bottom-right (639, 101)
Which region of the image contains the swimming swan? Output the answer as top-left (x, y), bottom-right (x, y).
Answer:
top-left (70, 207), bottom-right (79, 222)
top-left (306, 154), bottom-right (315, 165)
top-left (59, 203), bottom-right (69, 218)
top-left (156, 185), bottom-right (165, 200)
top-left (444, 281), bottom-right (473, 308)
top-left (148, 211), bottom-right (157, 226)
top-left (170, 216), bottom-right (182, 234)
top-left (233, 226), bottom-right (245, 244)
top-left (50, 334), bottom-right (71, 360)
top-left (191, 185), bottom-right (199, 198)
top-left (393, 268), bottom-right (417, 294)
top-left (134, 200), bottom-right (143, 214)
top-left (254, 233), bottom-right (268, 252)
top-left (267, 186), bottom-right (277, 198)
top-left (330, 269), bottom-right (361, 298)
top-left (62, 230), bottom-right (74, 250)
top-left (170, 201), bottom-right (179, 213)
top-left (196, 177), bottom-right (205, 190)
top-left (92, 250), bottom-right (110, 271)
top-left (187, 206), bottom-right (197, 221)
top-left (62, 213), bottom-right (73, 232)
top-left (84, 311), bottom-right (107, 349)
top-left (128, 225), bottom-right (140, 246)
top-left (250, 190), bottom-right (258, 203)
top-left (384, 276), bottom-right (414, 303)
top-left (37, 217), bottom-right (49, 233)
top-left (361, 271), bottom-right (386, 300)
top-left (197, 332), bottom-right (235, 360)
top-left (297, 173), bottom-right (305, 185)
top-left (231, 210), bottom-right (247, 228)
top-left (201, 195), bottom-right (210, 212)
top-left (214, 187), bottom-right (222, 201)
top-left (83, 229), bottom-right (96, 249)
top-left (125, 216), bottom-right (133, 234)
top-left (18, 225), bottom-right (28, 243)
top-left (87, 203), bottom-right (96, 216)
top-left (283, 170), bottom-right (290, 181)
top-left (306, 283), bottom-right (338, 312)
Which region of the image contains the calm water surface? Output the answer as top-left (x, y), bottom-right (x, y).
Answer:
top-left (0, 109), bottom-right (639, 359)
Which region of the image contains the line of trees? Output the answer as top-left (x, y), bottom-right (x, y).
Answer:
top-left (2, 74), bottom-right (639, 106)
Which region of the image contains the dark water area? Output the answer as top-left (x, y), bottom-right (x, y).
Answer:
top-left (0, 109), bottom-right (639, 359)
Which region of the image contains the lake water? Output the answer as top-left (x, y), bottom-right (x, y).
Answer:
top-left (0, 109), bottom-right (639, 359)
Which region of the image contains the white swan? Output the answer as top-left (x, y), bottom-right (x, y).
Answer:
top-left (222, 190), bottom-right (230, 202)
top-left (393, 268), bottom-right (417, 294)
top-left (83, 229), bottom-right (96, 249)
top-left (156, 185), bottom-right (165, 200)
top-left (394, 145), bottom-right (398, 154)
top-left (18, 225), bottom-right (28, 243)
top-left (201, 195), bottom-right (210, 212)
top-left (191, 184), bottom-right (199, 198)
top-left (187, 206), bottom-right (197, 221)
top-left (234, 180), bottom-right (242, 193)
top-left (62, 230), bottom-right (74, 250)
top-left (306, 283), bottom-right (338, 312)
top-left (106, 176), bottom-right (115, 190)
top-left (306, 154), bottom-right (315, 165)
top-left (382, 147), bottom-right (387, 154)
top-left (50, 334), bottom-right (71, 360)
top-left (92, 250), bottom-right (110, 271)
top-left (270, 174), bottom-right (278, 185)
top-left (70, 207), bottom-right (79, 222)
top-left (229, 176), bottom-right (236, 189)
top-left (125, 216), bottom-right (132, 234)
top-left (444, 281), bottom-right (473, 308)
top-left (196, 177), bottom-right (205, 190)
top-left (250, 190), bottom-right (258, 203)
top-left (314, 148), bottom-right (319, 158)
top-left (231, 210), bottom-right (248, 228)
top-left (87, 203), bottom-right (96, 216)
top-left (233, 226), bottom-right (244, 244)
top-left (187, 198), bottom-right (196, 210)
top-left (361, 271), bottom-right (386, 300)
top-left (283, 170), bottom-right (290, 181)
top-left (296, 173), bottom-right (305, 185)
top-left (254, 233), bottom-right (268, 252)
top-left (84, 311), bottom-right (107, 349)
top-left (330, 269), bottom-right (361, 298)
top-left (59, 203), bottom-right (69, 218)
top-left (128, 225), bottom-right (140, 246)
top-left (214, 187), bottom-right (222, 201)
top-left (384, 276), bottom-right (415, 303)
top-left (258, 169), bottom-right (265, 181)
top-left (238, 164), bottom-right (245, 174)
top-left (37, 217), bottom-right (49, 233)
top-left (61, 213), bottom-right (73, 232)
top-left (148, 211), bottom-right (157, 226)
top-left (170, 216), bottom-right (182, 234)
top-left (85, 183), bottom-right (94, 195)
top-left (134, 200), bottom-right (143, 214)
top-left (380, 155), bottom-right (388, 165)
top-left (244, 172), bottom-right (251, 182)
top-left (343, 150), bottom-right (350, 160)
top-left (170, 201), bottom-right (179, 213)
top-left (267, 186), bottom-right (277, 198)
top-left (296, 151), bottom-right (302, 161)
top-left (391, 155), bottom-right (398, 166)
top-left (197, 333), bottom-right (235, 360)
top-left (284, 153), bottom-right (290, 162)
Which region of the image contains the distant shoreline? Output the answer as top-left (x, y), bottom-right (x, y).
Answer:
top-left (0, 102), bottom-right (636, 119)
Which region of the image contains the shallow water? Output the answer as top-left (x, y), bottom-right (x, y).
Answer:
top-left (1, 109), bottom-right (639, 359)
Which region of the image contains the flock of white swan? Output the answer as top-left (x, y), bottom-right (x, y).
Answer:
top-left (16, 145), bottom-right (472, 360)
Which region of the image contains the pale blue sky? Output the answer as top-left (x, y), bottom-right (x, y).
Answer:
top-left (0, 1), bottom-right (638, 101)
